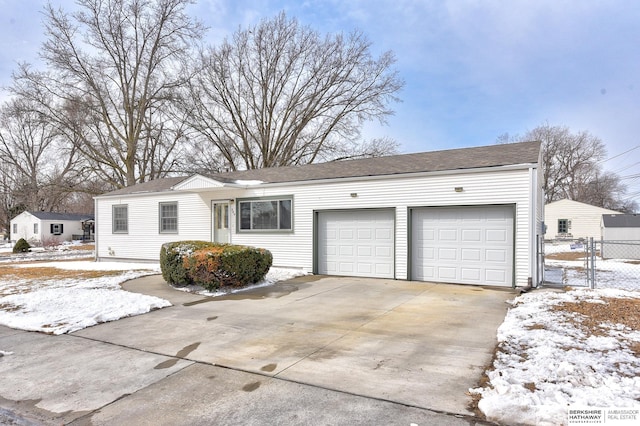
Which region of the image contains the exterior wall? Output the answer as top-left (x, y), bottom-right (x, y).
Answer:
top-left (40, 220), bottom-right (86, 243)
top-left (10, 212), bottom-right (39, 242)
top-left (95, 192), bottom-right (211, 261)
top-left (96, 166), bottom-right (538, 287)
top-left (602, 227), bottom-right (640, 240)
top-left (601, 227), bottom-right (640, 260)
top-left (545, 199), bottom-right (620, 240)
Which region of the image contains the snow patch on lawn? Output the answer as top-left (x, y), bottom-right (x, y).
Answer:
top-left (171, 267), bottom-right (308, 296)
top-left (471, 288), bottom-right (640, 426)
top-left (0, 269), bottom-right (169, 335)
top-left (0, 260), bottom-right (307, 335)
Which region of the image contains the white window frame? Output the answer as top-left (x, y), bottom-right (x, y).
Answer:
top-left (113, 205), bottom-right (129, 234)
top-left (159, 202), bottom-right (178, 234)
top-left (237, 196), bottom-right (293, 233)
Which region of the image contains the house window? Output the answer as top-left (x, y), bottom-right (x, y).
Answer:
top-left (238, 197), bottom-right (293, 232)
top-left (558, 219), bottom-right (569, 234)
top-left (34, 224), bottom-right (38, 234)
top-left (159, 202), bottom-right (178, 233)
top-left (12, 223), bottom-right (17, 234)
top-left (113, 205), bottom-right (128, 233)
top-left (50, 223), bottom-right (63, 235)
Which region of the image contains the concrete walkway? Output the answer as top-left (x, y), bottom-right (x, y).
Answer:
top-left (0, 275), bottom-right (515, 425)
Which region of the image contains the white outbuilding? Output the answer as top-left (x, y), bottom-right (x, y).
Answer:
top-left (10, 211), bottom-right (95, 244)
top-left (544, 199), bottom-right (621, 240)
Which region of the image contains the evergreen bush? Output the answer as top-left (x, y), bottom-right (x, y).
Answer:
top-left (13, 238), bottom-right (31, 253)
top-left (160, 241), bottom-right (272, 291)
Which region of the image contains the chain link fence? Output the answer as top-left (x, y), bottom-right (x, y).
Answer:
top-left (542, 238), bottom-right (640, 291)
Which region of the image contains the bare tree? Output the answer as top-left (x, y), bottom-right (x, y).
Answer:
top-left (0, 98), bottom-right (76, 212)
top-left (184, 12), bottom-right (404, 171)
top-left (13, 0), bottom-right (204, 187)
top-left (498, 124), bottom-right (636, 211)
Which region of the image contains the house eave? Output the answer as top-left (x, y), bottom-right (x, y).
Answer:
top-left (94, 162), bottom-right (538, 199)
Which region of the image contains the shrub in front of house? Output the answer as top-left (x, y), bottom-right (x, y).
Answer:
top-left (13, 238), bottom-right (31, 253)
top-left (160, 241), bottom-right (272, 291)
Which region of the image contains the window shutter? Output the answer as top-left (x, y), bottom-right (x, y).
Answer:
top-left (50, 224), bottom-right (54, 234)
top-left (60, 224), bottom-right (64, 234)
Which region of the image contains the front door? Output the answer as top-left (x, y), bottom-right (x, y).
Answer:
top-left (213, 202), bottom-right (230, 243)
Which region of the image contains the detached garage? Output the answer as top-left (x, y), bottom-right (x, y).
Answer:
top-left (95, 141), bottom-right (543, 288)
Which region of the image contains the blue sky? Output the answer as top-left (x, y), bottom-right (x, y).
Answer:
top-left (1, 0), bottom-right (639, 203)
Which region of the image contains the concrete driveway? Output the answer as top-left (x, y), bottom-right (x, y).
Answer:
top-left (0, 275), bottom-right (513, 425)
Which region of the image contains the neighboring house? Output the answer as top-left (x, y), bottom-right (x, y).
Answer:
top-left (10, 211), bottom-right (95, 244)
top-left (95, 141), bottom-right (544, 288)
top-left (601, 214), bottom-right (640, 260)
top-left (544, 199), bottom-right (621, 240)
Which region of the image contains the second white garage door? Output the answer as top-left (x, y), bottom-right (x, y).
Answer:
top-left (317, 209), bottom-right (395, 278)
top-left (411, 205), bottom-right (514, 286)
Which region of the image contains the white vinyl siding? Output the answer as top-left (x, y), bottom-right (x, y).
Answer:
top-left (227, 167), bottom-right (536, 286)
top-left (545, 199), bottom-right (620, 240)
top-left (97, 193), bottom-right (211, 261)
top-left (96, 166), bottom-right (538, 286)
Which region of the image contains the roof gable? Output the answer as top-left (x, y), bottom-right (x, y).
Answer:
top-left (171, 174), bottom-right (226, 191)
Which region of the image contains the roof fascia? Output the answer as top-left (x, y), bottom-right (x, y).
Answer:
top-left (245, 162), bottom-right (539, 189)
top-left (95, 162), bottom-right (537, 199)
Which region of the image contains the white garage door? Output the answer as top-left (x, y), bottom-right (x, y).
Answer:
top-left (317, 209), bottom-right (395, 278)
top-left (411, 205), bottom-right (514, 286)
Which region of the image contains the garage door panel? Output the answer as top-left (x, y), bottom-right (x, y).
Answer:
top-left (486, 249), bottom-right (506, 262)
top-left (485, 269), bottom-right (506, 283)
top-left (318, 210), bottom-right (395, 279)
top-left (461, 229), bottom-right (481, 241)
top-left (461, 268), bottom-right (481, 281)
top-left (461, 248), bottom-right (481, 261)
top-left (439, 248), bottom-right (457, 260)
top-left (412, 206), bottom-right (514, 286)
top-left (438, 267), bottom-right (457, 279)
top-left (439, 229), bottom-right (457, 240)
top-left (357, 229), bottom-right (372, 239)
top-left (486, 229), bottom-right (507, 242)
top-left (357, 245), bottom-right (372, 256)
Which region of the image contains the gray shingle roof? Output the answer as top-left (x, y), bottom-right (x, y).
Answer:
top-left (30, 212), bottom-right (94, 221)
top-left (99, 141), bottom-right (541, 197)
top-left (99, 176), bottom-right (189, 197)
top-left (602, 214), bottom-right (640, 228)
top-left (208, 141), bottom-right (541, 184)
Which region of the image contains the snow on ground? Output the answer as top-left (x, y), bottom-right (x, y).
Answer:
top-left (544, 242), bottom-right (640, 291)
top-left (0, 252), bottom-right (307, 335)
top-left (171, 267), bottom-right (307, 296)
top-left (471, 288), bottom-right (640, 426)
top-left (0, 261), bottom-right (168, 335)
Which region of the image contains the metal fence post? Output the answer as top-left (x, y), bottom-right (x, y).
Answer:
top-left (589, 237), bottom-right (596, 289)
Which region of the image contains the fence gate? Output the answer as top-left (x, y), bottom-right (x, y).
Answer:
top-left (542, 238), bottom-right (591, 287)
